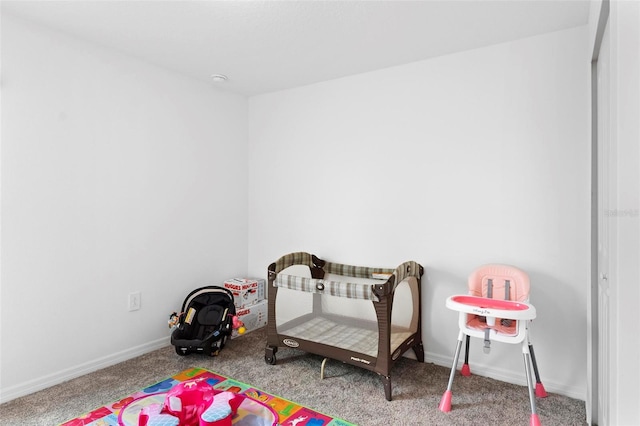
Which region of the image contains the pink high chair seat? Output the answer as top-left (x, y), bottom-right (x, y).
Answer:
top-left (462, 264), bottom-right (533, 341)
top-left (438, 264), bottom-right (547, 426)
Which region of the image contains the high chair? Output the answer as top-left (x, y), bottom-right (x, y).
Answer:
top-left (438, 264), bottom-right (547, 426)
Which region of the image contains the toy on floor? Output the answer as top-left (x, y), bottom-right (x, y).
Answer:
top-left (138, 378), bottom-right (242, 426)
top-left (117, 377), bottom-right (281, 426)
top-left (168, 312), bottom-right (182, 330)
top-left (438, 264), bottom-right (547, 426)
top-left (232, 315), bottom-right (246, 335)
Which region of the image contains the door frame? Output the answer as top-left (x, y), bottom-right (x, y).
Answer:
top-left (589, 1), bottom-right (609, 424)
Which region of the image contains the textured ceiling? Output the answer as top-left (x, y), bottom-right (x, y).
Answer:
top-left (2, 1), bottom-right (590, 96)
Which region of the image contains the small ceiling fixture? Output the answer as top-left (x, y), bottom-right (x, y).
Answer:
top-left (211, 74), bottom-right (228, 83)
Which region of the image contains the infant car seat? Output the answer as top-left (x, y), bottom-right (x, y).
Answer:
top-left (171, 286), bottom-right (235, 357)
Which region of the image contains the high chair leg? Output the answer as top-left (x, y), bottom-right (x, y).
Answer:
top-left (529, 344), bottom-right (547, 397)
top-left (439, 332), bottom-right (464, 413)
top-left (461, 335), bottom-right (471, 376)
top-left (523, 344), bottom-right (541, 426)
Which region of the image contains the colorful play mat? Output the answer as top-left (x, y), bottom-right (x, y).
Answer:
top-left (60, 367), bottom-right (356, 426)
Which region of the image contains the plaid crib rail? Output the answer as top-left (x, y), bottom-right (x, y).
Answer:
top-left (270, 252), bottom-right (423, 300)
top-left (325, 259), bottom-right (423, 285)
top-left (273, 252), bottom-right (314, 273)
top-left (324, 261), bottom-right (394, 279)
top-left (273, 257), bottom-right (423, 301)
top-left (275, 274), bottom-right (382, 301)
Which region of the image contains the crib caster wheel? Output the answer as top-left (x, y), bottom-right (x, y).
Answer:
top-left (265, 346), bottom-right (277, 365)
top-left (175, 347), bottom-right (188, 356)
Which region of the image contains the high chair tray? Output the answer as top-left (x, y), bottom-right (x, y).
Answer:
top-left (446, 295), bottom-right (536, 320)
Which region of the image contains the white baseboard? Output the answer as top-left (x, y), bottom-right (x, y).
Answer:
top-left (0, 336), bottom-right (170, 404)
top-left (425, 351), bottom-right (586, 401)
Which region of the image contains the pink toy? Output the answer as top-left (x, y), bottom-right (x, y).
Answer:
top-left (231, 315), bottom-right (246, 335)
top-left (438, 264), bottom-right (547, 426)
top-left (138, 379), bottom-right (242, 426)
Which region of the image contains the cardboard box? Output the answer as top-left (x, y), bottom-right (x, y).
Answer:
top-left (255, 278), bottom-right (266, 301)
top-left (224, 278), bottom-right (265, 309)
top-left (231, 299), bottom-right (268, 338)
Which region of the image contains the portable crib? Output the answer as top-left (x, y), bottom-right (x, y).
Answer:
top-left (265, 252), bottom-right (424, 401)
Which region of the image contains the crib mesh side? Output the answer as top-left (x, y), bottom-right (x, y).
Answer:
top-left (275, 286), bottom-right (381, 357)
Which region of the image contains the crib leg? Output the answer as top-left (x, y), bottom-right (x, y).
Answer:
top-left (439, 332), bottom-right (464, 413)
top-left (381, 375), bottom-right (392, 401)
top-left (412, 342), bottom-right (425, 362)
top-left (461, 335), bottom-right (471, 376)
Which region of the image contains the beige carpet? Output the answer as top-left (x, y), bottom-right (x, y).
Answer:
top-left (0, 327), bottom-right (586, 425)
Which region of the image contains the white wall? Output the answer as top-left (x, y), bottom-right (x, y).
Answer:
top-left (248, 26), bottom-right (590, 399)
top-left (0, 15), bottom-right (248, 402)
top-left (607, 1), bottom-right (640, 424)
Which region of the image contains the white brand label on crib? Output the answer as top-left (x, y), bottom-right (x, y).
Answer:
top-left (350, 356), bottom-right (371, 365)
top-left (283, 339), bottom-right (299, 348)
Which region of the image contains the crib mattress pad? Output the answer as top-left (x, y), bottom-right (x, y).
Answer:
top-left (279, 316), bottom-right (413, 358)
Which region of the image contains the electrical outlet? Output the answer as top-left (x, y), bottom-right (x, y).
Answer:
top-left (128, 292), bottom-right (141, 311)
